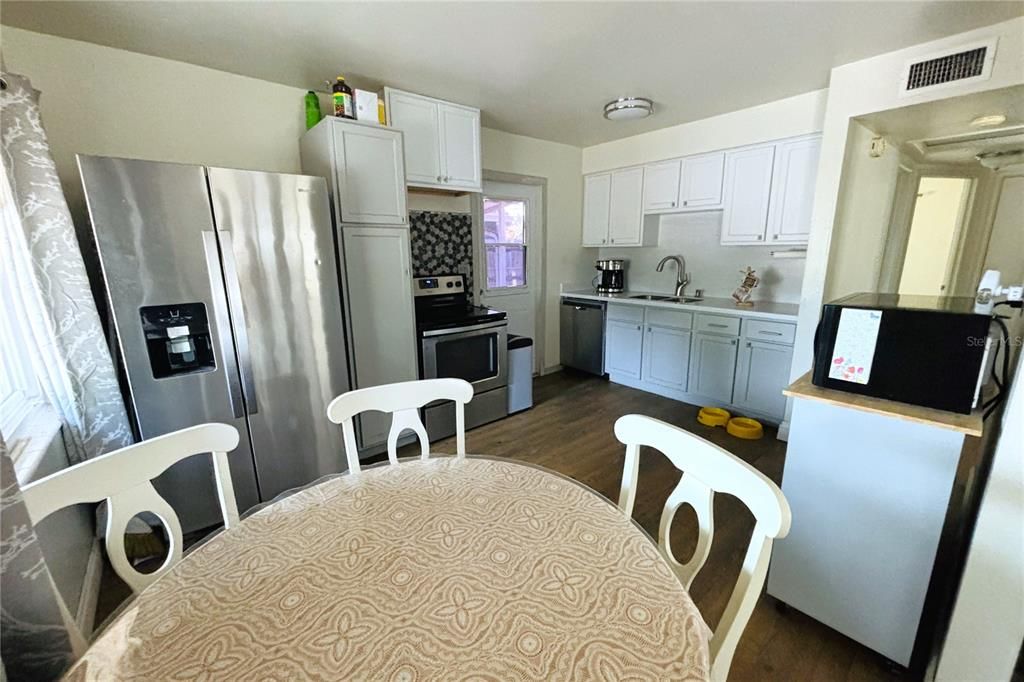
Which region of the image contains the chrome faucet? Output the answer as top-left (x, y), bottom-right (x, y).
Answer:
top-left (656, 255), bottom-right (691, 297)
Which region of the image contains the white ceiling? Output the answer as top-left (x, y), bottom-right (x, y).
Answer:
top-left (3, 1), bottom-right (1022, 146)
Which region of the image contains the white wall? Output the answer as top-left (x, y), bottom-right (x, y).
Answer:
top-left (0, 26), bottom-right (590, 373)
top-left (582, 89), bottom-right (828, 173)
top-left (597, 211), bottom-right (806, 303)
top-left (936, 354), bottom-right (1024, 682)
top-left (822, 122), bottom-right (903, 300)
top-left (790, 17), bottom-right (1024, 384)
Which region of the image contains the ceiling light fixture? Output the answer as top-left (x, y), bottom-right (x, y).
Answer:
top-left (604, 97), bottom-right (654, 121)
top-left (970, 113), bottom-right (1007, 127)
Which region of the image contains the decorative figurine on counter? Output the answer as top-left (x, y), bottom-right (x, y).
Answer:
top-left (732, 267), bottom-right (760, 307)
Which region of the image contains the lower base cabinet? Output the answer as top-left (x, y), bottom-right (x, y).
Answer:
top-left (605, 319), bottom-right (644, 379)
top-left (688, 332), bottom-right (739, 404)
top-left (733, 340), bottom-right (794, 418)
top-left (641, 325), bottom-right (691, 392)
top-left (602, 302), bottom-right (796, 424)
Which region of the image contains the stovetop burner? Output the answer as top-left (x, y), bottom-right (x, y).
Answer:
top-left (413, 274), bottom-right (507, 333)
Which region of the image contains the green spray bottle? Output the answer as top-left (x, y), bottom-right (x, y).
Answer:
top-left (305, 91), bottom-right (322, 130)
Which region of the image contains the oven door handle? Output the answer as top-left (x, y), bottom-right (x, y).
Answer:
top-left (422, 320), bottom-right (509, 338)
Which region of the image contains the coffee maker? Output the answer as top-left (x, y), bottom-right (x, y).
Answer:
top-left (594, 259), bottom-right (626, 293)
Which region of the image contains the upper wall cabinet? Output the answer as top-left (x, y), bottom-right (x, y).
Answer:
top-left (767, 136), bottom-right (822, 244)
top-left (385, 87), bottom-right (482, 192)
top-left (720, 144), bottom-right (776, 244)
top-left (721, 135), bottom-right (821, 245)
top-left (680, 152), bottom-right (725, 209)
top-left (583, 168), bottom-right (658, 247)
top-left (300, 117), bottom-right (408, 225)
top-left (642, 160), bottom-right (681, 212)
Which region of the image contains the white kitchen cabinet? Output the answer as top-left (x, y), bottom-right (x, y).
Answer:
top-left (608, 167), bottom-right (645, 246)
top-left (582, 173), bottom-right (612, 246)
top-left (301, 117), bottom-right (408, 226)
top-left (641, 324), bottom-right (691, 392)
top-left (688, 332), bottom-right (739, 403)
top-left (341, 226), bottom-right (418, 448)
top-left (720, 144), bottom-right (775, 244)
top-left (733, 339), bottom-right (794, 419)
top-left (767, 135), bottom-right (821, 244)
top-left (642, 160), bottom-right (681, 213)
top-left (605, 318), bottom-right (644, 380)
top-left (384, 90), bottom-right (441, 187)
top-left (385, 87), bottom-right (481, 192)
top-left (679, 151), bottom-right (725, 209)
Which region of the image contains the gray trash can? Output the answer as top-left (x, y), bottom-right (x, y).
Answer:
top-left (507, 335), bottom-right (533, 414)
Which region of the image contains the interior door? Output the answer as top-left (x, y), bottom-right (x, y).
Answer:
top-left (476, 181), bottom-right (543, 371)
top-left (439, 104), bottom-right (482, 190)
top-left (208, 168), bottom-right (351, 496)
top-left (341, 226), bottom-right (419, 448)
top-left (332, 124), bottom-right (408, 224)
top-left (387, 90), bottom-right (441, 186)
top-left (77, 155), bottom-right (259, 531)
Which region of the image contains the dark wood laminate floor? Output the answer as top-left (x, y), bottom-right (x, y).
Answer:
top-left (400, 370), bottom-right (905, 682)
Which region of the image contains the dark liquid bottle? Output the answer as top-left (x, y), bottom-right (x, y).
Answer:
top-left (332, 76), bottom-right (355, 119)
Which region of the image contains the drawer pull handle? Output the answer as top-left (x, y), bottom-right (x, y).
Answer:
top-left (759, 330), bottom-right (783, 336)
top-left (708, 323), bottom-right (729, 328)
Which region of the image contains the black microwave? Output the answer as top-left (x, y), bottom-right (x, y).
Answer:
top-left (812, 293), bottom-right (992, 414)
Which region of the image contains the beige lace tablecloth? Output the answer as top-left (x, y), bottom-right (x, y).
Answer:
top-left (66, 456), bottom-right (711, 680)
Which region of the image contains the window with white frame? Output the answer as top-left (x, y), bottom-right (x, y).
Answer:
top-left (0, 163), bottom-right (47, 442)
top-left (482, 198), bottom-right (527, 290)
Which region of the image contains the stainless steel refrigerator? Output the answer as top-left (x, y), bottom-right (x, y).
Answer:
top-left (78, 156), bottom-right (351, 532)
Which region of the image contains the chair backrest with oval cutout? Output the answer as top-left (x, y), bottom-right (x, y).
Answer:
top-left (326, 378), bottom-right (474, 473)
top-left (21, 423), bottom-right (241, 601)
top-left (614, 414), bottom-right (791, 682)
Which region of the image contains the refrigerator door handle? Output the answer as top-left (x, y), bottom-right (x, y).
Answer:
top-left (218, 230), bottom-right (260, 415)
top-left (202, 231), bottom-right (245, 419)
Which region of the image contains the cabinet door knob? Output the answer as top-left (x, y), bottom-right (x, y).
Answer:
top-left (756, 235), bottom-right (763, 240)
top-left (772, 235), bottom-right (778, 240)
top-left (730, 339), bottom-right (737, 345)
top-left (747, 341), bottom-right (752, 347)
top-left (610, 239), bottom-right (615, 243)
top-left (636, 325), bottom-right (642, 331)
top-left (670, 201), bottom-right (676, 207)
top-left (601, 238), bottom-right (606, 244)
top-left (436, 175), bottom-right (443, 182)
top-left (683, 200), bottom-right (688, 206)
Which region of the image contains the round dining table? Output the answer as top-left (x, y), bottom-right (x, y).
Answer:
top-left (65, 456), bottom-right (711, 681)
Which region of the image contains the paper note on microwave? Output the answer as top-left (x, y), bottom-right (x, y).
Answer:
top-left (828, 308), bottom-right (882, 385)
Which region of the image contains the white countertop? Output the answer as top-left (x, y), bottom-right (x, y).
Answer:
top-left (561, 289), bottom-right (799, 321)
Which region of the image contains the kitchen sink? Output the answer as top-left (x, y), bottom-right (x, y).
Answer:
top-left (627, 294), bottom-right (705, 304)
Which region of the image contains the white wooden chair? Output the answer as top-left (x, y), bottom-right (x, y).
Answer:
top-left (21, 423), bottom-right (241, 603)
top-left (615, 414), bottom-right (791, 682)
top-left (326, 378), bottom-right (474, 473)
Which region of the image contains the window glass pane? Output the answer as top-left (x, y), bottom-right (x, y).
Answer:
top-left (482, 198), bottom-right (525, 244)
top-left (485, 245), bottom-right (526, 288)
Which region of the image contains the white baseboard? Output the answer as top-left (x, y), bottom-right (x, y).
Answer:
top-left (75, 538), bottom-right (103, 637)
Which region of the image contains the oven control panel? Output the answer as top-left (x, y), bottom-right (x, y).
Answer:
top-left (414, 274), bottom-right (465, 297)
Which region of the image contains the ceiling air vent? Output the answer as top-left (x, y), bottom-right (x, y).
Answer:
top-left (899, 38), bottom-right (997, 97)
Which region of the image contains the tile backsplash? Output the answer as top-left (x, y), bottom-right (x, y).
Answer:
top-left (597, 211), bottom-right (806, 303)
top-left (409, 210), bottom-right (474, 298)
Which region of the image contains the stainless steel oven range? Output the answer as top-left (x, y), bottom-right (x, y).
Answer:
top-left (414, 274), bottom-right (508, 441)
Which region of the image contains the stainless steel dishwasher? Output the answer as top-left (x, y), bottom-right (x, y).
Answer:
top-left (560, 298), bottom-right (606, 375)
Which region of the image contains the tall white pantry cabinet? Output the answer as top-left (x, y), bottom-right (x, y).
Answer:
top-left (300, 117), bottom-right (419, 452)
